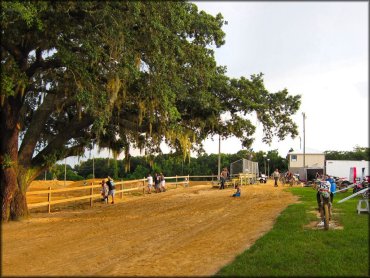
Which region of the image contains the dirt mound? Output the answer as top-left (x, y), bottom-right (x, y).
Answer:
top-left (3, 181), bottom-right (298, 276)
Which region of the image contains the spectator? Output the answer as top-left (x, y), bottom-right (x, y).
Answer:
top-left (232, 184), bottom-right (241, 197)
top-left (184, 176), bottom-right (189, 187)
top-left (147, 173), bottom-right (153, 194)
top-left (101, 179), bottom-right (109, 204)
top-left (154, 173), bottom-right (160, 193)
top-left (219, 168), bottom-right (228, 190)
top-left (106, 176), bottom-right (115, 204)
top-left (273, 169), bottom-right (280, 187)
top-left (160, 172), bottom-right (166, 192)
top-left (326, 175), bottom-right (336, 203)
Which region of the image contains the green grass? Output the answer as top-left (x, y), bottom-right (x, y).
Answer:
top-left (216, 187), bottom-right (369, 277)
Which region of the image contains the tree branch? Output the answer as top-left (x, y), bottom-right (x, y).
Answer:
top-left (30, 115), bottom-right (94, 167)
top-left (18, 93), bottom-right (58, 165)
top-left (26, 57), bottom-right (63, 78)
top-left (1, 41), bottom-right (24, 62)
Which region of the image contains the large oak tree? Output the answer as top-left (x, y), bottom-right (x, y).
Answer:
top-left (1, 1), bottom-right (300, 221)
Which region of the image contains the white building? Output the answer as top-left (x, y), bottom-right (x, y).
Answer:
top-left (287, 148), bottom-right (325, 181)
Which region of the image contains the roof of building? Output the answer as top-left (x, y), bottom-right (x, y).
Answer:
top-left (288, 147), bottom-right (324, 155)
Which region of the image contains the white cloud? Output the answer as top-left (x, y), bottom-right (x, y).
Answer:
top-left (195, 1), bottom-right (368, 156)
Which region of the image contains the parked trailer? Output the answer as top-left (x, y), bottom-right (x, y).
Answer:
top-left (326, 160), bottom-right (369, 180)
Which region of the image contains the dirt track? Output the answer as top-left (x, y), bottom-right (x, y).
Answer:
top-left (2, 181), bottom-right (298, 276)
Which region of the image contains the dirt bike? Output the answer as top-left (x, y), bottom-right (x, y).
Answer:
top-left (353, 179), bottom-right (369, 198)
top-left (281, 175), bottom-right (293, 186)
top-left (319, 191), bottom-right (331, 230)
top-left (317, 180), bottom-right (332, 230)
top-left (293, 174), bottom-right (301, 186)
top-left (335, 177), bottom-right (351, 192)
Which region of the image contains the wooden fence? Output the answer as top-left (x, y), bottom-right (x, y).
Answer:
top-left (26, 175), bottom-right (218, 213)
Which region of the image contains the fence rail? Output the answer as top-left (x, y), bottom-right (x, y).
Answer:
top-left (26, 175), bottom-right (196, 213)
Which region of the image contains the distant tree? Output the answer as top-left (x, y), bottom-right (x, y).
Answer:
top-left (65, 170), bottom-right (84, 181)
top-left (324, 146), bottom-right (369, 161)
top-left (129, 165), bottom-right (149, 180)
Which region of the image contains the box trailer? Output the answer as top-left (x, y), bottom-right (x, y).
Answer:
top-left (326, 160), bottom-right (369, 179)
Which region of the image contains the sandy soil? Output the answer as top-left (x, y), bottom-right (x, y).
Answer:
top-left (2, 180), bottom-right (298, 276)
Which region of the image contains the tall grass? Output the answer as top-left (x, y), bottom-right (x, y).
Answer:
top-left (216, 187), bottom-right (369, 277)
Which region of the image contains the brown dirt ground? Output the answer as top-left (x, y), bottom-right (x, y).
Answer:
top-left (2, 180), bottom-right (299, 276)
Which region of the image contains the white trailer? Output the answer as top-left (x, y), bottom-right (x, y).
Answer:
top-left (325, 160), bottom-right (369, 179)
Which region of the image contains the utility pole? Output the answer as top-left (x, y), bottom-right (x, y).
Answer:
top-left (92, 139), bottom-right (96, 179)
top-left (218, 134), bottom-right (221, 180)
top-left (64, 157), bottom-right (66, 186)
top-left (302, 112), bottom-right (306, 169)
top-left (93, 155), bottom-right (95, 179)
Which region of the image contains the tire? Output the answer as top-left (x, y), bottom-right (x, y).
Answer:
top-left (340, 181), bottom-right (349, 193)
top-left (324, 203), bottom-right (330, 230)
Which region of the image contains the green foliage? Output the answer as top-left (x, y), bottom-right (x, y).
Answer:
top-left (61, 145), bottom-right (367, 180)
top-left (216, 188), bottom-right (369, 277)
top-left (129, 165), bottom-right (148, 180)
top-left (35, 163), bottom-right (83, 181)
top-left (1, 1), bottom-right (46, 30)
top-left (71, 149), bottom-right (289, 179)
top-left (325, 146), bottom-right (370, 161)
top-left (1, 1), bottom-right (300, 191)
top-left (1, 153), bottom-right (14, 169)
top-left (65, 170), bottom-right (83, 181)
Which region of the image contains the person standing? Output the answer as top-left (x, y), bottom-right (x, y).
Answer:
top-left (101, 179), bottom-right (109, 204)
top-left (159, 172), bottom-right (166, 192)
top-left (219, 168), bottom-right (227, 190)
top-left (147, 173), bottom-right (153, 194)
top-left (154, 173), bottom-right (160, 193)
top-left (273, 169), bottom-right (280, 187)
top-left (106, 176), bottom-right (115, 204)
top-left (326, 175), bottom-right (336, 203)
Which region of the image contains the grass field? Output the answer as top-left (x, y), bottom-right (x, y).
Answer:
top-left (216, 187), bottom-right (369, 277)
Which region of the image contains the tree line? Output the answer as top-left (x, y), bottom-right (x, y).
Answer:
top-left (324, 146), bottom-right (369, 161)
top-left (40, 149), bottom-right (286, 181)
top-left (42, 146), bottom-right (369, 182)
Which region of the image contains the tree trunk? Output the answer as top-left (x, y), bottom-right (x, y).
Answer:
top-left (1, 167), bottom-right (18, 221)
top-left (1, 168), bottom-right (30, 221)
top-left (1, 153), bottom-right (32, 222)
top-left (10, 187), bottom-right (29, 220)
top-left (0, 121), bottom-right (30, 221)
top-left (0, 93), bottom-right (29, 222)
